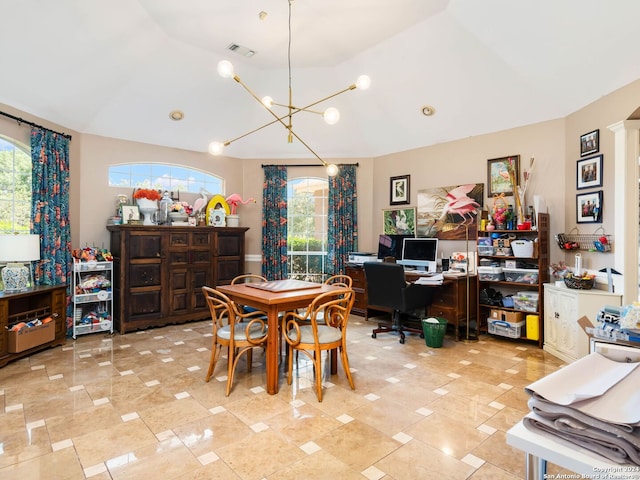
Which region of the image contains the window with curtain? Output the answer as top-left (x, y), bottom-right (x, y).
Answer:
top-left (0, 136), bottom-right (31, 234)
top-left (287, 177), bottom-right (328, 282)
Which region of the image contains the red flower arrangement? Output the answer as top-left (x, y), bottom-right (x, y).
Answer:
top-left (133, 188), bottom-right (162, 201)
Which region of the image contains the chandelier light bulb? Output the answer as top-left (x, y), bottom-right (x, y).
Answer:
top-left (323, 107), bottom-right (340, 125)
top-left (261, 96), bottom-right (274, 108)
top-left (355, 75), bottom-right (371, 90)
top-left (208, 141), bottom-right (225, 156)
top-left (326, 164), bottom-right (339, 177)
top-left (217, 60), bottom-right (234, 78)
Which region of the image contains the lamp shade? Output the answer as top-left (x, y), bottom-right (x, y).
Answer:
top-left (0, 234), bottom-right (40, 262)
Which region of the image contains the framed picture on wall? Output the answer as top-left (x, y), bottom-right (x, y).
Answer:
top-left (382, 207), bottom-right (416, 235)
top-left (576, 190), bottom-right (602, 224)
top-left (576, 154), bottom-right (603, 190)
top-left (580, 129), bottom-right (599, 157)
top-left (389, 175), bottom-right (410, 205)
top-left (487, 155), bottom-right (519, 196)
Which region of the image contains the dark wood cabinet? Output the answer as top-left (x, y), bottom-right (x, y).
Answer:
top-left (0, 285), bottom-right (67, 367)
top-left (108, 225), bottom-right (248, 333)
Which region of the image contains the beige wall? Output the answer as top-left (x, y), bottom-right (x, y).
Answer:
top-left (370, 120), bottom-right (566, 264)
top-left (2, 76), bottom-right (640, 287)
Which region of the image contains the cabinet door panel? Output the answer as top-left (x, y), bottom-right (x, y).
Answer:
top-left (217, 235), bottom-right (243, 256)
top-left (216, 259), bottom-right (242, 284)
top-left (130, 264), bottom-right (162, 287)
top-left (170, 270), bottom-right (188, 290)
top-left (171, 292), bottom-right (188, 314)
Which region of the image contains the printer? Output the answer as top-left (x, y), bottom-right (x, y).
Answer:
top-left (348, 252), bottom-right (377, 265)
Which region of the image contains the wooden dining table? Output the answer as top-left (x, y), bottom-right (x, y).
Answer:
top-left (216, 279), bottom-right (344, 395)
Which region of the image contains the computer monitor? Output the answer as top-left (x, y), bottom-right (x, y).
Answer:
top-left (399, 237), bottom-right (439, 272)
top-left (377, 234), bottom-right (414, 261)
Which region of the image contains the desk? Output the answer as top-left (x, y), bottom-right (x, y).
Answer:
top-left (217, 281), bottom-right (343, 395)
top-left (507, 420), bottom-right (640, 480)
top-left (346, 265), bottom-right (476, 340)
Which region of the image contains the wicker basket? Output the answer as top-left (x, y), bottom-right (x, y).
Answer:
top-left (564, 275), bottom-right (595, 290)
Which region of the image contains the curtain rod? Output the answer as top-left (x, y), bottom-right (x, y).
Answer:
top-left (261, 162), bottom-right (359, 168)
top-left (0, 110), bottom-right (72, 140)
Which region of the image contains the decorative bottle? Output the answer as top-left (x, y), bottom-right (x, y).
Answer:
top-left (158, 191), bottom-right (172, 225)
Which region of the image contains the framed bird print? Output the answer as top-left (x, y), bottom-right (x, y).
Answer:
top-left (416, 183), bottom-right (484, 240)
top-left (382, 207), bottom-right (416, 235)
top-left (390, 175), bottom-right (410, 205)
top-left (487, 155), bottom-right (519, 196)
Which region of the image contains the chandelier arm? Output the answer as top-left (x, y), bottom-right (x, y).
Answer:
top-left (229, 74), bottom-right (327, 165)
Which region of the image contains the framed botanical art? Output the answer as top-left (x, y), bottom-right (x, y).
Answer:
top-left (390, 175), bottom-right (410, 205)
top-left (382, 207), bottom-right (416, 235)
top-left (576, 190), bottom-right (602, 224)
top-left (580, 129), bottom-right (599, 157)
top-left (576, 154), bottom-right (603, 190)
top-left (487, 155), bottom-right (519, 196)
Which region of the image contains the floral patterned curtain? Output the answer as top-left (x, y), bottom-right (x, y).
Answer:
top-left (328, 164), bottom-right (358, 275)
top-left (30, 127), bottom-right (71, 288)
top-left (262, 166), bottom-right (288, 280)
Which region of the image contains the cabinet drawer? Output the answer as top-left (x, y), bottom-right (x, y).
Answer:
top-left (129, 264), bottom-right (162, 287)
top-left (129, 234), bottom-right (162, 259)
top-left (128, 291), bottom-right (162, 316)
top-left (169, 232), bottom-right (189, 247)
top-left (427, 305), bottom-right (457, 323)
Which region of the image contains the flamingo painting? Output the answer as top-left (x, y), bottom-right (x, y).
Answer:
top-left (438, 184), bottom-right (480, 226)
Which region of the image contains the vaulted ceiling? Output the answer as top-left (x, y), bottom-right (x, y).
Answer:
top-left (2, 0), bottom-right (639, 160)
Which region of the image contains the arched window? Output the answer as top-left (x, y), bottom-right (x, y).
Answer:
top-left (108, 163), bottom-right (223, 194)
top-left (0, 136), bottom-right (31, 234)
top-left (287, 177), bottom-right (328, 282)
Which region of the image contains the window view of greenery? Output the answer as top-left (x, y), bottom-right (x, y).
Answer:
top-left (287, 177), bottom-right (328, 282)
top-left (0, 136), bottom-right (31, 234)
top-left (108, 164), bottom-right (223, 194)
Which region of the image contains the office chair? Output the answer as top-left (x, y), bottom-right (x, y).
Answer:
top-left (363, 261), bottom-right (434, 344)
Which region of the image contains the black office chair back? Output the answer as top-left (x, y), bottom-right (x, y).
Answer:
top-left (363, 261), bottom-right (406, 311)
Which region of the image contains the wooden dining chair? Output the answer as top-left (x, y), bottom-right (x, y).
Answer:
top-left (281, 287), bottom-right (355, 401)
top-left (202, 286), bottom-right (268, 396)
top-left (324, 274), bottom-right (353, 288)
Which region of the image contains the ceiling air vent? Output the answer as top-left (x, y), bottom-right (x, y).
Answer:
top-left (226, 43), bottom-right (256, 58)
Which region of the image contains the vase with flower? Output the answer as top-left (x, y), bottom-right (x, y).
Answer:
top-left (133, 188), bottom-right (161, 225)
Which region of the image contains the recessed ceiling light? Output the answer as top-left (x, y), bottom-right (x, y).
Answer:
top-left (422, 105), bottom-right (436, 116)
top-left (169, 110), bottom-right (184, 121)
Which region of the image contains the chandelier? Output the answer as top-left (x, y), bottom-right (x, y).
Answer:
top-left (208, 0), bottom-right (370, 176)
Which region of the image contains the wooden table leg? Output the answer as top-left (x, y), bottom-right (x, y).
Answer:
top-left (266, 305), bottom-right (280, 394)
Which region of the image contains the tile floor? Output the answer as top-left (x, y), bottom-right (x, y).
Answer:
top-left (0, 316), bottom-right (574, 479)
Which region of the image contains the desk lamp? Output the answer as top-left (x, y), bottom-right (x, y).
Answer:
top-left (0, 234), bottom-right (40, 292)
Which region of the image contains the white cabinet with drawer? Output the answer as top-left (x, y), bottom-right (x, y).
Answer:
top-left (543, 283), bottom-right (622, 363)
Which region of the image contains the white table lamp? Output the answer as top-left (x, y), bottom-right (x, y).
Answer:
top-left (0, 234), bottom-right (41, 292)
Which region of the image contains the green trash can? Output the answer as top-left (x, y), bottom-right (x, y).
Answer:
top-left (421, 317), bottom-right (447, 348)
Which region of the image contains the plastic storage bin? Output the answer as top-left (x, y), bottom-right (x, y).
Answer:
top-left (477, 266), bottom-right (504, 281)
top-left (513, 291), bottom-right (539, 312)
top-left (488, 319), bottom-right (525, 338)
top-left (503, 268), bottom-right (539, 284)
top-left (511, 240), bottom-right (534, 257)
top-left (478, 245), bottom-right (495, 256)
